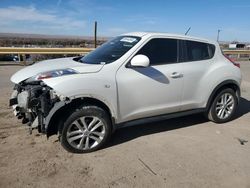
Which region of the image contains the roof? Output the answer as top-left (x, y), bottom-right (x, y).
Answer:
top-left (122, 32), bottom-right (216, 44)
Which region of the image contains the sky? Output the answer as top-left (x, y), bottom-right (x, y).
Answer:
top-left (0, 0), bottom-right (250, 42)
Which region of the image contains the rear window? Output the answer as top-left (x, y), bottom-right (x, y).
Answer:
top-left (185, 41), bottom-right (215, 61)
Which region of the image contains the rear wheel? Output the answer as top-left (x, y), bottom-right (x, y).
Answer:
top-left (207, 88), bottom-right (237, 123)
top-left (61, 105), bottom-right (112, 153)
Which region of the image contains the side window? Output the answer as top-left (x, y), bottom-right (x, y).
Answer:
top-left (208, 44), bottom-right (216, 58)
top-left (185, 40), bottom-right (216, 61)
top-left (136, 38), bottom-right (177, 65)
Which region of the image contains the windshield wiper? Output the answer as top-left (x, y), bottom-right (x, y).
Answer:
top-left (78, 59), bottom-right (84, 63)
top-left (72, 56), bottom-right (84, 63)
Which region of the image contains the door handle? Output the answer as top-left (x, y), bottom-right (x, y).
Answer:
top-left (170, 72), bottom-right (183, 78)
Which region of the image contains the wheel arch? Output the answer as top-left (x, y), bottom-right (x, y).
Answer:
top-left (206, 79), bottom-right (241, 111)
top-left (46, 97), bottom-right (116, 137)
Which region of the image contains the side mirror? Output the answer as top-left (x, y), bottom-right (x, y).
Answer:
top-left (130, 54), bottom-right (150, 68)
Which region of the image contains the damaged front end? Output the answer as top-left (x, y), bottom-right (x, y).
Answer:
top-left (9, 68), bottom-right (80, 135)
top-left (9, 80), bottom-right (62, 134)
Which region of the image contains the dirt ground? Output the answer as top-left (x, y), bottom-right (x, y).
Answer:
top-left (0, 62), bottom-right (250, 188)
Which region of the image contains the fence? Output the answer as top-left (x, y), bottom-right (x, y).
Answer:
top-left (0, 47), bottom-right (249, 65)
top-left (223, 50), bottom-right (250, 61)
top-left (0, 47), bottom-right (94, 65)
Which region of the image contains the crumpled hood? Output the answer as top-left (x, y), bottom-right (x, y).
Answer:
top-left (11, 57), bottom-right (104, 84)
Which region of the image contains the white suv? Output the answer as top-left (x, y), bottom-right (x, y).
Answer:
top-left (10, 32), bottom-right (242, 153)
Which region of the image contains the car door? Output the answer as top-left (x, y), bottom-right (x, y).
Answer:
top-left (116, 38), bottom-right (184, 123)
top-left (179, 40), bottom-right (216, 111)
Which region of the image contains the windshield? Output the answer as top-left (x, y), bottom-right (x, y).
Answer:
top-left (79, 36), bottom-right (141, 64)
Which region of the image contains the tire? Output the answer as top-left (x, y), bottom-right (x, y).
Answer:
top-left (61, 105), bottom-right (112, 153)
top-left (207, 88), bottom-right (238, 123)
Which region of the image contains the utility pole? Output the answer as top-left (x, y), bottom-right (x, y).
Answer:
top-left (217, 29), bottom-right (221, 42)
top-left (94, 21), bottom-right (97, 48)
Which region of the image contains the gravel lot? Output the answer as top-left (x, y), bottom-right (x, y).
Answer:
top-left (0, 62), bottom-right (250, 188)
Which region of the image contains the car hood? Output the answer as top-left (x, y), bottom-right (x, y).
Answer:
top-left (11, 57), bottom-right (104, 84)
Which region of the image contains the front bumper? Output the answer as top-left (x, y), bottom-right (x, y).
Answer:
top-left (9, 82), bottom-right (59, 133)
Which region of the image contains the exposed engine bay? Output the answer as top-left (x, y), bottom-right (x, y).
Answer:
top-left (9, 81), bottom-right (60, 134)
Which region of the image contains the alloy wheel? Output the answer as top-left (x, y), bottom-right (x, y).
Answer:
top-left (66, 116), bottom-right (106, 150)
top-left (215, 93), bottom-right (235, 119)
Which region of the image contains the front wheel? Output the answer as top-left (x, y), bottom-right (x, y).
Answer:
top-left (61, 106), bottom-right (112, 153)
top-left (207, 88), bottom-right (238, 123)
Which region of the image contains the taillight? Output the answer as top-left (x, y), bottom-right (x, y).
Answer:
top-left (224, 55), bottom-right (240, 68)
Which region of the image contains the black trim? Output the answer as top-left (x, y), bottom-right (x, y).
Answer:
top-left (9, 98), bottom-right (18, 106)
top-left (177, 39), bottom-right (180, 63)
top-left (178, 40), bottom-right (186, 63)
top-left (44, 101), bottom-right (67, 129)
top-left (115, 108), bottom-right (206, 130)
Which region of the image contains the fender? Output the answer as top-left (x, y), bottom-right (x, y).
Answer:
top-left (206, 79), bottom-right (241, 111)
top-left (44, 100), bottom-right (70, 130)
top-left (45, 96), bottom-right (117, 137)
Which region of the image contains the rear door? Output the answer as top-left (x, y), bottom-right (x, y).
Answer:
top-left (179, 40), bottom-right (216, 110)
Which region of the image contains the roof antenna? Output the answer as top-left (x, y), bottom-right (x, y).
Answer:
top-left (185, 27), bottom-right (191, 35)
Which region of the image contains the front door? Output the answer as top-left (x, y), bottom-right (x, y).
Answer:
top-left (116, 38), bottom-right (184, 122)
